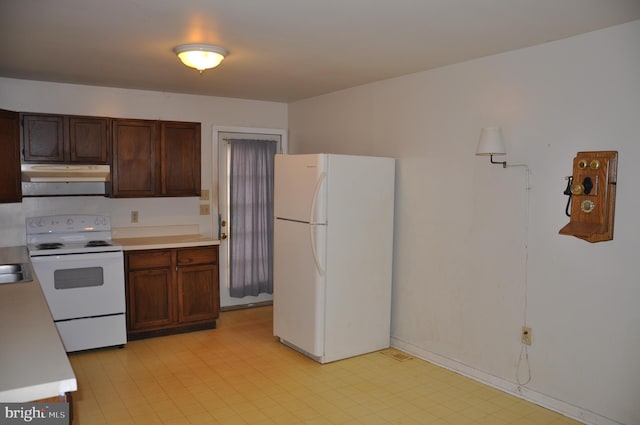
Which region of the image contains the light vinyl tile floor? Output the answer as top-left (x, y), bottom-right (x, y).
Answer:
top-left (69, 306), bottom-right (581, 425)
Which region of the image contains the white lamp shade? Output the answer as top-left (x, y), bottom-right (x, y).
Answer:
top-left (476, 126), bottom-right (506, 156)
top-left (174, 44), bottom-right (227, 71)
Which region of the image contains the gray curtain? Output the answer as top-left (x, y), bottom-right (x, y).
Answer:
top-left (229, 139), bottom-right (278, 297)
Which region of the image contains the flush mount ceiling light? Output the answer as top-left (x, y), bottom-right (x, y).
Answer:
top-left (173, 43), bottom-right (228, 73)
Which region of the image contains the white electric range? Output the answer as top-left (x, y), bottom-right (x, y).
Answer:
top-left (26, 215), bottom-right (127, 352)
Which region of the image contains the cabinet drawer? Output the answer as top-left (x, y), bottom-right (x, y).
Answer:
top-left (177, 246), bottom-right (217, 266)
top-left (128, 250), bottom-right (172, 269)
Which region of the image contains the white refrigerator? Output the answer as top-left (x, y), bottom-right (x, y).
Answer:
top-left (273, 153), bottom-right (395, 363)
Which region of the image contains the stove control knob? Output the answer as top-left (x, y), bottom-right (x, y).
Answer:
top-left (66, 218), bottom-right (74, 226)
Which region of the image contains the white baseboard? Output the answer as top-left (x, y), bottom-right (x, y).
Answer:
top-left (390, 337), bottom-right (621, 425)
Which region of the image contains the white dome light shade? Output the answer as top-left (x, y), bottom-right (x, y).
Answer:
top-left (173, 44), bottom-right (228, 72)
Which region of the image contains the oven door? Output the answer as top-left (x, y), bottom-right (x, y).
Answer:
top-left (30, 251), bottom-right (125, 321)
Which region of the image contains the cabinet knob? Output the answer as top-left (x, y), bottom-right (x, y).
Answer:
top-left (220, 232), bottom-right (228, 240)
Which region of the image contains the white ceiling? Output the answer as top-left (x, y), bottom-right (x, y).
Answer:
top-left (1, 1), bottom-right (639, 103)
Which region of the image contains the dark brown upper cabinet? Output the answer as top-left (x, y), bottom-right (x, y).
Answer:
top-left (0, 109), bottom-right (22, 203)
top-left (69, 116), bottom-right (111, 163)
top-left (111, 119), bottom-right (159, 198)
top-left (161, 121), bottom-right (201, 197)
top-left (111, 119), bottom-right (200, 198)
top-left (21, 113), bottom-right (110, 164)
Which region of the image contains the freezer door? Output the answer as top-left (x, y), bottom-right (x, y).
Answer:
top-left (273, 218), bottom-right (326, 357)
top-left (274, 154), bottom-right (327, 224)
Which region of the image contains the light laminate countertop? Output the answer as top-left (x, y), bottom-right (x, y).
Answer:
top-left (114, 234), bottom-right (220, 251)
top-left (0, 246), bottom-right (77, 402)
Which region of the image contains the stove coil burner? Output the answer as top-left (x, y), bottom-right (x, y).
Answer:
top-left (85, 240), bottom-right (112, 247)
top-left (36, 242), bottom-right (64, 250)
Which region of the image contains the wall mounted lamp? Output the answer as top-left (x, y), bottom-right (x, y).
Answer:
top-left (475, 125), bottom-right (533, 385)
top-left (476, 126), bottom-right (507, 168)
top-left (173, 43), bottom-right (228, 73)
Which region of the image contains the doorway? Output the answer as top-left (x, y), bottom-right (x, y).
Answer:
top-left (214, 126), bottom-right (287, 309)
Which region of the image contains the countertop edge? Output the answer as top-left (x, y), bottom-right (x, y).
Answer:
top-left (0, 378), bottom-right (77, 403)
top-left (0, 246), bottom-right (77, 403)
top-left (114, 235), bottom-right (220, 251)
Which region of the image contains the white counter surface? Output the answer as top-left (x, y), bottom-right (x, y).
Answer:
top-left (114, 234), bottom-right (220, 251)
top-left (0, 246), bottom-right (77, 402)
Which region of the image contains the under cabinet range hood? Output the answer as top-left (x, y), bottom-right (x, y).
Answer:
top-left (21, 164), bottom-right (110, 196)
top-left (21, 164), bottom-right (110, 182)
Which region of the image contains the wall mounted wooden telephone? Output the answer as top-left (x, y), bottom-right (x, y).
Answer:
top-left (559, 151), bottom-right (618, 242)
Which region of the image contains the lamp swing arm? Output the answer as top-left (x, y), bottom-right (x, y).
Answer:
top-left (489, 154), bottom-right (507, 168)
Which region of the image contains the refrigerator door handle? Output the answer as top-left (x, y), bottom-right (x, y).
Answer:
top-left (310, 224), bottom-right (325, 276)
top-left (309, 172), bottom-right (327, 276)
top-left (309, 172), bottom-right (326, 225)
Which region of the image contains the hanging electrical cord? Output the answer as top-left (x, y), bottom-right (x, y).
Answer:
top-left (517, 344), bottom-right (532, 387)
top-left (508, 163), bottom-right (532, 388)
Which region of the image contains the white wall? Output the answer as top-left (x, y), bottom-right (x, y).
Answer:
top-left (0, 78), bottom-right (287, 245)
top-left (288, 21), bottom-right (640, 425)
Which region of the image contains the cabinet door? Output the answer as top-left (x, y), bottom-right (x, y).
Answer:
top-left (161, 121), bottom-right (201, 196)
top-left (69, 116), bottom-right (110, 163)
top-left (0, 109), bottom-right (21, 203)
top-left (22, 114), bottom-right (65, 162)
top-left (112, 119), bottom-right (159, 197)
top-left (178, 263), bottom-right (219, 323)
top-left (128, 268), bottom-right (175, 330)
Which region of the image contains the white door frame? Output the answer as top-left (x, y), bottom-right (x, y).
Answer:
top-left (213, 125), bottom-right (288, 309)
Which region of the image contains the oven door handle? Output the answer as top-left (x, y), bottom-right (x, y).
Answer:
top-left (30, 251), bottom-right (124, 262)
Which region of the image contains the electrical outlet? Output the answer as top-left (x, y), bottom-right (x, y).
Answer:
top-left (200, 204), bottom-right (210, 215)
top-left (200, 189), bottom-right (210, 201)
top-left (521, 326), bottom-right (532, 345)
top-left (131, 211), bottom-right (139, 223)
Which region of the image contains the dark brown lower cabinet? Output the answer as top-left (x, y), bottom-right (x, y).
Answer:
top-left (126, 245), bottom-right (219, 340)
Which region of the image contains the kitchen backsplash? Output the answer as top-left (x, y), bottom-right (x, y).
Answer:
top-left (0, 196), bottom-right (215, 247)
